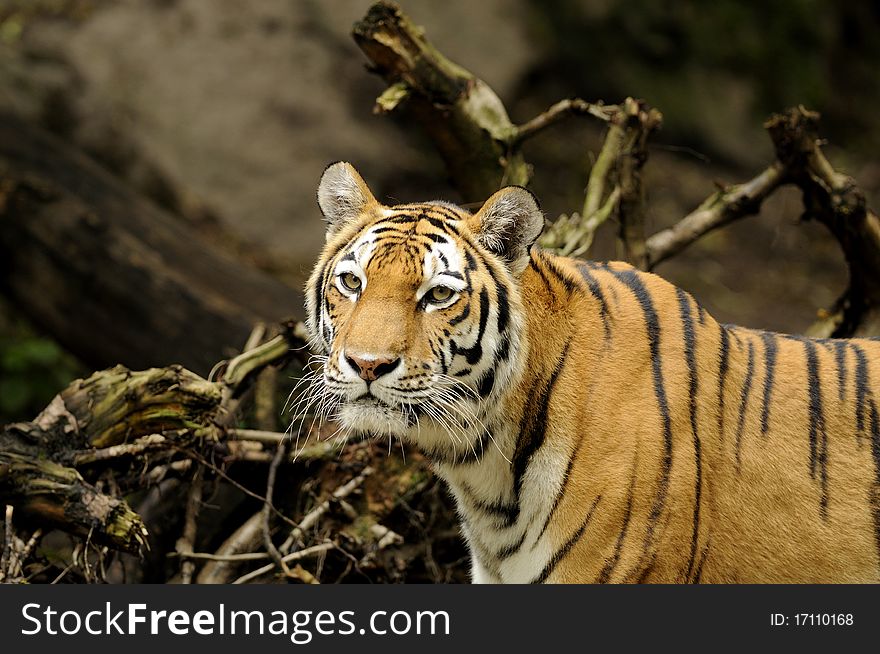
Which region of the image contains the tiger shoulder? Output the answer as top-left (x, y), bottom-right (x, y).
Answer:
top-left (304, 162), bottom-right (880, 583)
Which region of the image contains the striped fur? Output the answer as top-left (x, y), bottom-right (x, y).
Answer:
top-left (304, 163), bottom-right (880, 583)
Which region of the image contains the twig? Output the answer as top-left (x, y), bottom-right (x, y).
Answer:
top-left (178, 447), bottom-right (300, 530)
top-left (0, 505), bottom-right (13, 583)
top-left (645, 162), bottom-right (786, 268)
top-left (143, 459), bottom-right (192, 485)
top-left (243, 323), bottom-right (267, 353)
top-left (72, 434), bottom-right (167, 465)
top-left (583, 121), bottom-right (624, 220)
top-left (512, 98), bottom-right (614, 146)
top-left (262, 439), bottom-right (291, 577)
top-left (227, 429), bottom-right (290, 445)
top-left (369, 523), bottom-right (404, 550)
top-left (176, 471), bottom-right (203, 584)
top-left (173, 551), bottom-right (272, 562)
top-left (230, 542), bottom-right (335, 585)
top-left (227, 430), bottom-right (341, 460)
top-left (196, 511), bottom-right (265, 584)
top-left (50, 561), bottom-right (75, 585)
top-left (19, 528), bottom-right (42, 569)
top-left (222, 333), bottom-right (299, 390)
top-left (541, 99), bottom-right (659, 260)
top-left (280, 466), bottom-right (375, 553)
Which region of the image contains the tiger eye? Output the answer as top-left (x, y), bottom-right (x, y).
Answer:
top-left (339, 272), bottom-right (361, 292)
top-left (427, 286), bottom-right (453, 304)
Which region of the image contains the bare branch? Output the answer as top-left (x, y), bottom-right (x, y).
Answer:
top-left (513, 98), bottom-right (615, 146)
top-left (196, 511), bottom-right (264, 584)
top-left (176, 471), bottom-right (203, 584)
top-left (280, 467), bottom-right (375, 553)
top-left (262, 439), bottom-right (291, 577)
top-left (353, 1), bottom-right (527, 199)
top-left (614, 98), bottom-right (663, 269)
top-left (0, 505), bottom-right (12, 583)
top-left (230, 543), bottom-right (335, 585)
top-left (766, 106), bottom-right (880, 336)
top-left (646, 162), bottom-right (786, 268)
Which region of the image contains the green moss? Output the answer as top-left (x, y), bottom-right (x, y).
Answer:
top-left (0, 305), bottom-right (84, 423)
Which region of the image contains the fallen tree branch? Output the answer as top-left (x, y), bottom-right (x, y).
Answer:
top-left (0, 320), bottom-right (308, 555)
top-left (766, 107), bottom-right (880, 337)
top-left (353, 2), bottom-right (527, 199)
top-left (0, 115), bottom-right (303, 375)
top-left (645, 162), bottom-right (786, 268)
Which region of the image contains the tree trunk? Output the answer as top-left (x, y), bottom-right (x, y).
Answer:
top-left (0, 113), bottom-right (303, 375)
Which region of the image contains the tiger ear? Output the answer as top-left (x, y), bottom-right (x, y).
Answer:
top-left (472, 186), bottom-right (545, 275)
top-left (317, 162), bottom-right (378, 239)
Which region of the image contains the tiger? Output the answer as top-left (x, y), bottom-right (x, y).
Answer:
top-left (303, 161), bottom-right (880, 583)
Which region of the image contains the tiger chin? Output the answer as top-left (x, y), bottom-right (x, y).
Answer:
top-left (304, 161), bottom-right (880, 584)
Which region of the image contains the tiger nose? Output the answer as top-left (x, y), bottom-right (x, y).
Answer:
top-left (345, 353), bottom-right (401, 382)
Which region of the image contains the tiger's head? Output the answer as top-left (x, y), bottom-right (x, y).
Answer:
top-left (303, 162), bottom-right (544, 457)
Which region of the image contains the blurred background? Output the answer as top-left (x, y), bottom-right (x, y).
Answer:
top-left (2, 0), bottom-right (879, 422)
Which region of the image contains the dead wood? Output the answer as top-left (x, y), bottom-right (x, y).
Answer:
top-left (0, 113), bottom-right (303, 375)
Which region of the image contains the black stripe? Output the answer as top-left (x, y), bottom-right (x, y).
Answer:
top-left (461, 484), bottom-right (518, 521)
top-left (717, 325), bottom-right (730, 441)
top-left (424, 208), bottom-right (464, 231)
top-left (534, 440), bottom-right (581, 544)
top-left (853, 343), bottom-right (870, 435)
top-left (426, 216), bottom-right (448, 231)
top-left (758, 331), bottom-right (778, 437)
top-left (464, 249), bottom-right (477, 272)
top-left (494, 277), bottom-right (510, 335)
top-left (423, 232), bottom-right (449, 244)
top-left (541, 255), bottom-right (577, 294)
top-left (576, 263), bottom-right (612, 340)
top-left (508, 341), bottom-right (573, 528)
top-left (611, 269), bottom-right (672, 556)
top-left (528, 253), bottom-right (554, 296)
top-left (597, 470), bottom-right (637, 583)
top-left (828, 339), bottom-right (849, 402)
top-left (496, 530), bottom-right (527, 561)
top-left (803, 340), bottom-right (829, 519)
top-left (453, 287), bottom-right (489, 365)
top-left (367, 226), bottom-right (407, 236)
top-left (477, 369), bottom-right (495, 398)
top-left (448, 301), bottom-right (471, 326)
top-left (734, 339), bottom-right (755, 470)
top-left (531, 496), bottom-right (601, 584)
top-left (676, 288), bottom-right (702, 583)
top-left (869, 397), bottom-right (880, 562)
top-left (385, 214), bottom-right (418, 225)
top-left (693, 539), bottom-right (710, 584)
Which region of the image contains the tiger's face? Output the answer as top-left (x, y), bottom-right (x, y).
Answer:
top-left (304, 163), bottom-right (544, 456)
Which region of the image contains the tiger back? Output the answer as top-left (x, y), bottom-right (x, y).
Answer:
top-left (305, 162), bottom-right (880, 583)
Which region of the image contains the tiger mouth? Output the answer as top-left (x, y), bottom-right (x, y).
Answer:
top-left (353, 395), bottom-right (390, 407)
